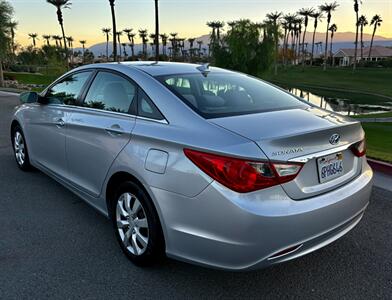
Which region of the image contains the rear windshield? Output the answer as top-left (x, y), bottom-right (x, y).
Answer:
top-left (156, 72), bottom-right (306, 118)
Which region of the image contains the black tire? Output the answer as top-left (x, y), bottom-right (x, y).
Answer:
top-left (11, 125), bottom-right (32, 171)
top-left (110, 181), bottom-right (165, 266)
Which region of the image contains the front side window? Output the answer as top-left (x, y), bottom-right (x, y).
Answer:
top-left (157, 72), bottom-right (307, 118)
top-left (46, 71), bottom-right (92, 105)
top-left (83, 71), bottom-right (136, 113)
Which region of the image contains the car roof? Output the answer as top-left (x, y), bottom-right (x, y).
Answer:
top-left (89, 61), bottom-right (232, 77)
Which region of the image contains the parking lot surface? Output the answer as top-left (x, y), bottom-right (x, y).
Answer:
top-left (1, 92), bottom-right (391, 299)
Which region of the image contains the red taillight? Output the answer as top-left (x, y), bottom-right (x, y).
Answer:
top-left (184, 149), bottom-right (303, 193)
top-left (351, 139), bottom-right (366, 157)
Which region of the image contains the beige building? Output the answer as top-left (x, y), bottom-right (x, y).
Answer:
top-left (333, 46), bottom-right (392, 66)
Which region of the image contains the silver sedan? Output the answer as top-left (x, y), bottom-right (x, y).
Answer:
top-left (11, 62), bottom-right (373, 270)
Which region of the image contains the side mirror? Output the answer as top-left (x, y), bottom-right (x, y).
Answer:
top-left (19, 91), bottom-right (39, 104)
top-left (19, 91), bottom-right (48, 104)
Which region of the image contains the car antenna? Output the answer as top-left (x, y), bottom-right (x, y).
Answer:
top-left (196, 63), bottom-right (210, 77)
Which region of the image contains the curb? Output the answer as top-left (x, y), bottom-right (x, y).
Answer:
top-left (367, 158), bottom-right (392, 176)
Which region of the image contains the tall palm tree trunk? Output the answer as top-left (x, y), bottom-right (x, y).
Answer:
top-left (323, 21), bottom-right (330, 71)
top-left (353, 11), bottom-right (359, 71)
top-left (310, 26), bottom-right (316, 66)
top-left (330, 35), bottom-right (334, 66)
top-left (154, 0), bottom-right (159, 61)
top-left (106, 34), bottom-right (109, 61)
top-left (57, 9), bottom-right (69, 68)
top-left (360, 25), bottom-right (364, 60)
top-left (368, 25), bottom-right (377, 60)
top-left (301, 26), bottom-right (307, 69)
top-left (110, 0), bottom-right (117, 62)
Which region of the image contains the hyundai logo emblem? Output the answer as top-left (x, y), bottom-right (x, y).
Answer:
top-left (329, 134), bottom-right (340, 145)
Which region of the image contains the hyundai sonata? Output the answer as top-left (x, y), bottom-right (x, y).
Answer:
top-left (11, 62), bottom-right (373, 270)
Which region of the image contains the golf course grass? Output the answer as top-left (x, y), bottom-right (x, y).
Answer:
top-left (261, 66), bottom-right (392, 98)
top-left (362, 122), bottom-right (392, 163)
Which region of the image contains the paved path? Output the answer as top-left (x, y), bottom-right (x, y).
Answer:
top-left (359, 117), bottom-right (392, 123)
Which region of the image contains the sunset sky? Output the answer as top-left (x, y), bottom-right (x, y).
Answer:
top-left (9, 0), bottom-right (392, 47)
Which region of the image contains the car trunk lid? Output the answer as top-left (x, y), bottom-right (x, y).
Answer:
top-left (210, 107), bottom-right (364, 199)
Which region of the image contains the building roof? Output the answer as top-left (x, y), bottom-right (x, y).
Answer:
top-left (334, 46), bottom-right (392, 58)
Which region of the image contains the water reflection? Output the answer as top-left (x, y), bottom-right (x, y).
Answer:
top-left (287, 88), bottom-right (392, 116)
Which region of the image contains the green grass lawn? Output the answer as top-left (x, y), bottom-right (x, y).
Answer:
top-left (4, 72), bottom-right (58, 86)
top-left (362, 122), bottom-right (392, 163)
top-left (261, 66), bottom-right (392, 98)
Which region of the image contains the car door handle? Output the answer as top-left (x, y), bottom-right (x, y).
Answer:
top-left (55, 118), bottom-right (65, 128)
top-left (105, 124), bottom-right (124, 136)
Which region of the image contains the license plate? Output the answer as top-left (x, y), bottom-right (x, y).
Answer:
top-left (317, 152), bottom-right (344, 183)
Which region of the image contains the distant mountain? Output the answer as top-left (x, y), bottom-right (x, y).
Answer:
top-left (78, 32), bottom-right (391, 57)
top-left (303, 31), bottom-right (391, 43)
top-left (77, 34), bottom-right (211, 57)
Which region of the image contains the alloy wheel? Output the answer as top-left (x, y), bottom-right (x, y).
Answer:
top-left (116, 192), bottom-right (149, 256)
top-left (14, 131), bottom-right (25, 166)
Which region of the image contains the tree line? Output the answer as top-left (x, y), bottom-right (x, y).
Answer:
top-left (0, 0), bottom-right (386, 87)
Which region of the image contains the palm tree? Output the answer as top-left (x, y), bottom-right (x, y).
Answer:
top-left (266, 12), bottom-right (282, 75)
top-left (108, 0), bottom-right (117, 62)
top-left (227, 21), bottom-right (236, 30)
top-left (0, 1), bottom-right (14, 87)
top-left (121, 43), bottom-right (127, 57)
top-left (169, 32), bottom-right (178, 59)
top-left (154, 0), bottom-right (160, 60)
top-left (368, 14), bottom-right (383, 60)
top-left (295, 18), bottom-right (303, 60)
top-left (8, 21), bottom-right (17, 56)
top-left (128, 33), bottom-right (136, 58)
top-left (149, 34), bottom-right (156, 55)
top-left (102, 28), bottom-right (111, 61)
top-left (353, 0), bottom-right (360, 71)
top-left (52, 35), bottom-right (62, 47)
top-left (329, 24), bottom-right (337, 66)
top-left (298, 8), bottom-right (314, 69)
top-left (206, 21), bottom-right (217, 45)
top-left (357, 15), bottom-right (368, 60)
top-left (28, 33), bottom-right (38, 47)
top-left (116, 31), bottom-right (123, 59)
top-left (42, 34), bottom-right (51, 46)
top-left (215, 21), bottom-right (225, 45)
top-left (188, 38), bottom-right (196, 59)
top-left (319, 1), bottom-right (339, 71)
top-left (139, 29), bottom-right (148, 57)
top-left (197, 40), bottom-right (203, 58)
top-left (66, 36), bottom-right (73, 48)
top-left (310, 12), bottom-right (323, 66)
top-left (66, 36), bottom-right (74, 64)
top-left (46, 0), bottom-right (71, 66)
top-left (282, 14), bottom-right (297, 66)
top-left (160, 33), bottom-right (168, 56)
top-left (80, 40), bottom-right (86, 62)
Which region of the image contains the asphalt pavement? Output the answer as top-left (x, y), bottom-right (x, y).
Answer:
top-left (1, 92), bottom-right (391, 299)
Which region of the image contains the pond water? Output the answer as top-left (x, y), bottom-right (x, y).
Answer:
top-left (285, 87), bottom-right (392, 116)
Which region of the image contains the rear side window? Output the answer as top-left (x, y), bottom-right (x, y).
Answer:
top-left (83, 71), bottom-right (136, 114)
top-left (157, 73), bottom-right (306, 118)
top-left (46, 71), bottom-right (92, 105)
top-left (137, 89), bottom-right (164, 120)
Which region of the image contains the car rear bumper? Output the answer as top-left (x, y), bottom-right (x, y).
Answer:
top-left (151, 160), bottom-right (373, 271)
